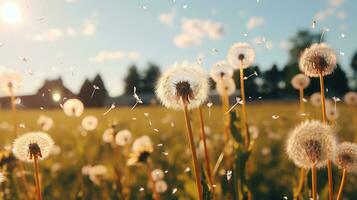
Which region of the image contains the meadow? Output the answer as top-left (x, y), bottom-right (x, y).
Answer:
top-left (1, 102), bottom-right (356, 200)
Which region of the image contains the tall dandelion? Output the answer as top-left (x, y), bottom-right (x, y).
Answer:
top-left (333, 142), bottom-right (357, 200)
top-left (291, 73), bottom-right (310, 116)
top-left (227, 42), bottom-right (255, 147)
top-left (63, 98), bottom-right (84, 117)
top-left (286, 120), bottom-right (336, 200)
top-left (156, 61), bottom-right (208, 200)
top-left (300, 43), bottom-right (337, 200)
top-left (12, 132), bottom-right (55, 200)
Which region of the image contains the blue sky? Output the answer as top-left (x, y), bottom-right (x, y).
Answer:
top-left (0, 0), bottom-right (356, 97)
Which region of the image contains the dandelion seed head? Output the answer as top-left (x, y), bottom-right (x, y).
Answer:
top-left (216, 78), bottom-right (236, 96)
top-left (326, 107), bottom-right (339, 121)
top-left (12, 132), bottom-right (54, 162)
top-left (299, 43), bottom-right (337, 77)
top-left (37, 115), bottom-right (54, 131)
top-left (291, 73), bottom-right (310, 90)
top-left (227, 42), bottom-right (255, 69)
top-left (127, 136), bottom-right (153, 166)
top-left (310, 92), bottom-right (321, 107)
top-left (115, 129), bottom-right (132, 146)
top-left (0, 70), bottom-right (22, 95)
top-left (155, 180), bottom-right (168, 193)
top-left (151, 169), bottom-right (165, 181)
top-left (63, 98), bottom-right (84, 117)
top-left (81, 165), bottom-right (92, 175)
top-left (344, 91), bottom-right (357, 106)
top-left (210, 61), bottom-right (234, 82)
top-left (102, 128), bottom-right (115, 143)
top-left (333, 142), bottom-right (357, 173)
top-left (286, 120), bottom-right (336, 169)
top-left (88, 165), bottom-right (108, 185)
top-left (155, 61), bottom-right (209, 110)
top-left (81, 116), bottom-right (98, 131)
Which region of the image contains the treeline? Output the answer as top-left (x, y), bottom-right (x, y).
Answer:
top-left (77, 30), bottom-right (357, 106)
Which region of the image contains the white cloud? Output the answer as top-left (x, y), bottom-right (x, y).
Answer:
top-left (66, 27), bottom-right (77, 37)
top-left (159, 12), bottom-right (175, 26)
top-left (330, 0), bottom-right (345, 7)
top-left (336, 11), bottom-right (347, 19)
top-left (82, 21), bottom-right (96, 36)
top-left (279, 40), bottom-right (292, 49)
top-left (89, 50), bottom-right (140, 63)
top-left (247, 16), bottom-right (265, 30)
top-left (31, 29), bottom-right (63, 41)
top-left (173, 18), bottom-right (224, 48)
top-left (314, 8), bottom-right (334, 21)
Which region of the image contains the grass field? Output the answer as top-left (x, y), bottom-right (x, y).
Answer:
top-left (0, 102), bottom-right (356, 199)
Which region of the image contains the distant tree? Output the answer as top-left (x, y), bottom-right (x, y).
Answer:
top-left (263, 64), bottom-right (283, 98)
top-left (124, 65), bottom-right (141, 94)
top-left (141, 63), bottom-right (161, 93)
top-left (233, 66), bottom-right (261, 98)
top-left (324, 64), bottom-right (349, 96)
top-left (351, 50), bottom-right (357, 76)
top-left (78, 79), bottom-right (93, 106)
top-left (90, 74), bottom-right (108, 107)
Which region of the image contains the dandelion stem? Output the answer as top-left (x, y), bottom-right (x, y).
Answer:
top-left (336, 169), bottom-right (347, 200)
top-left (299, 88), bottom-right (305, 116)
top-left (319, 73), bottom-right (333, 200)
top-left (33, 155), bottom-right (42, 200)
top-left (183, 101), bottom-right (203, 200)
top-left (198, 107), bottom-right (214, 190)
top-left (222, 85), bottom-right (230, 143)
top-left (146, 160), bottom-right (160, 200)
top-left (239, 64), bottom-right (249, 148)
top-left (294, 168), bottom-right (306, 199)
top-left (311, 165), bottom-right (317, 200)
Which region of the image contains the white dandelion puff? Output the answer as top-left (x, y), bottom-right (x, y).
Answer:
top-left (63, 98), bottom-right (84, 117)
top-left (155, 180), bottom-right (168, 193)
top-left (155, 61), bottom-right (209, 110)
top-left (286, 120), bottom-right (336, 169)
top-left (102, 128), bottom-right (115, 143)
top-left (333, 142), bottom-right (357, 173)
top-left (216, 78), bottom-right (236, 96)
top-left (151, 169), bottom-right (165, 181)
top-left (227, 42), bottom-right (255, 69)
top-left (127, 136), bottom-right (154, 166)
top-left (299, 43), bottom-right (337, 77)
top-left (37, 115), bottom-right (54, 131)
top-left (291, 73), bottom-right (310, 90)
top-left (0, 70), bottom-right (22, 95)
top-left (12, 132), bottom-right (54, 162)
top-left (344, 91), bottom-right (357, 106)
top-left (81, 116), bottom-right (98, 131)
top-left (115, 129), bottom-right (132, 146)
top-left (210, 61), bottom-right (234, 82)
top-left (88, 165), bottom-right (108, 185)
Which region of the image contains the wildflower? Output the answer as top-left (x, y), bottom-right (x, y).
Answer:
top-left (310, 92), bottom-right (322, 107)
top-left (12, 132), bottom-right (54, 162)
top-left (227, 42), bottom-right (255, 69)
top-left (115, 129), bottom-right (132, 146)
top-left (210, 61), bottom-right (234, 82)
top-left (299, 43), bottom-right (337, 77)
top-left (81, 116), bottom-right (98, 131)
top-left (0, 70), bottom-right (22, 95)
top-left (215, 78), bottom-right (236, 96)
top-left (286, 120), bottom-right (336, 169)
top-left (127, 136), bottom-right (153, 166)
top-left (88, 165), bottom-right (108, 185)
top-left (155, 61), bottom-right (209, 110)
top-left (63, 98), bottom-right (84, 117)
top-left (151, 169), bottom-right (165, 181)
top-left (155, 180), bottom-right (168, 193)
top-left (291, 73), bottom-right (310, 90)
top-left (102, 128), bottom-right (115, 143)
top-left (37, 115), bottom-right (54, 131)
top-left (344, 91), bottom-right (357, 106)
top-left (334, 142), bottom-right (357, 172)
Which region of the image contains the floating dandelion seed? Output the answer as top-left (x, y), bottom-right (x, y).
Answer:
top-left (131, 86), bottom-right (143, 110)
top-left (210, 61), bottom-right (234, 82)
top-left (312, 20), bottom-right (316, 29)
top-left (88, 165), bottom-right (108, 186)
top-left (185, 167), bottom-right (190, 172)
top-left (291, 74), bottom-right (310, 90)
top-left (226, 170), bottom-right (232, 181)
top-left (151, 169), bottom-right (165, 181)
top-left (344, 91), bottom-right (357, 106)
top-left (155, 61), bottom-right (209, 110)
top-left (216, 78), bottom-right (236, 97)
top-left (0, 70), bottom-right (22, 95)
top-left (225, 97), bottom-right (242, 114)
top-left (81, 116), bottom-right (98, 131)
top-left (227, 42), bottom-right (255, 69)
top-left (244, 71), bottom-right (258, 80)
top-left (12, 132), bottom-right (54, 162)
top-left (91, 85), bottom-right (100, 98)
top-left (286, 120), bottom-right (336, 169)
top-left (172, 188), bottom-right (178, 194)
top-left (299, 43), bottom-right (337, 77)
top-left (103, 103), bottom-right (115, 116)
top-left (115, 129), bottom-right (132, 146)
top-left (63, 98), bottom-right (84, 117)
top-left (37, 115), bottom-right (54, 131)
top-left (207, 102), bottom-right (213, 118)
top-left (182, 4), bottom-right (188, 9)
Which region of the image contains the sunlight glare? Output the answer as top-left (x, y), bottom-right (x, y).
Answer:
top-left (1, 2), bottom-right (22, 25)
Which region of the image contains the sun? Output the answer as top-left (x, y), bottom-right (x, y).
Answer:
top-left (1, 2), bottom-right (22, 25)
